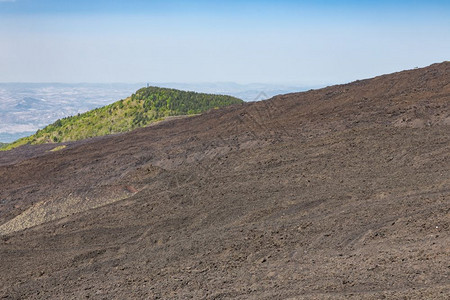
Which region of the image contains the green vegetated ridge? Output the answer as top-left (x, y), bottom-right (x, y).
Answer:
top-left (2, 87), bottom-right (243, 150)
top-left (0, 142), bottom-right (8, 148)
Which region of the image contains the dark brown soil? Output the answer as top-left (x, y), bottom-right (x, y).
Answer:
top-left (0, 62), bottom-right (449, 299)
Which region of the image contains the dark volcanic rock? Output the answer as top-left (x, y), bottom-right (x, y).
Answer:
top-left (0, 62), bottom-right (449, 299)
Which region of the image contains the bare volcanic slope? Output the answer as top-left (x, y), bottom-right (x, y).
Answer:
top-left (0, 62), bottom-right (449, 299)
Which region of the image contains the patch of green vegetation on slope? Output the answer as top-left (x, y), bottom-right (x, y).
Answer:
top-left (0, 142), bottom-right (8, 149)
top-left (3, 87), bottom-right (243, 150)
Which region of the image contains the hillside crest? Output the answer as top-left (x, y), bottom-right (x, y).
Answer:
top-left (1, 86), bottom-right (243, 150)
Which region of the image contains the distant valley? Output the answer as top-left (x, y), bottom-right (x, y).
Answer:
top-left (0, 83), bottom-right (143, 143)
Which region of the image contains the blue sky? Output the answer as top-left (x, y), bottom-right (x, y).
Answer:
top-left (0, 0), bottom-right (449, 84)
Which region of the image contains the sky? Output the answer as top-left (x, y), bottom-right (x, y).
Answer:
top-left (0, 0), bottom-right (449, 85)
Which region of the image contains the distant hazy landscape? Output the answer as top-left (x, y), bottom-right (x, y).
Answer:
top-left (0, 82), bottom-right (309, 143)
top-left (0, 83), bottom-right (141, 143)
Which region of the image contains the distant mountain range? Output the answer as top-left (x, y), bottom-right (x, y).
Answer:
top-left (0, 82), bottom-right (314, 143)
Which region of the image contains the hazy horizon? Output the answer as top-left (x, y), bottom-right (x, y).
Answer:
top-left (1, 0), bottom-right (449, 84)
